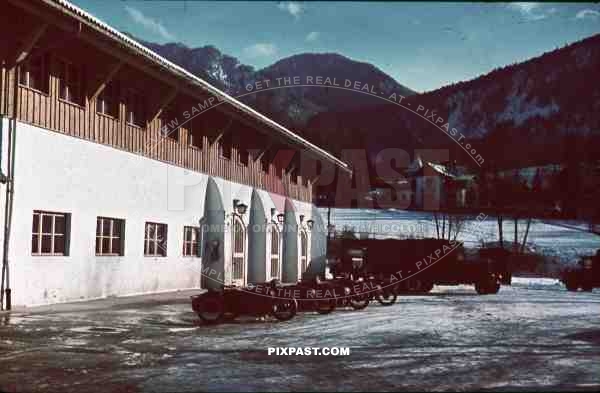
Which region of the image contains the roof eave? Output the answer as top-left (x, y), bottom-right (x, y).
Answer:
top-left (39, 0), bottom-right (351, 174)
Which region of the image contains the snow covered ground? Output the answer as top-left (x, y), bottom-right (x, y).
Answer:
top-left (323, 208), bottom-right (600, 267)
top-left (1, 285), bottom-right (599, 392)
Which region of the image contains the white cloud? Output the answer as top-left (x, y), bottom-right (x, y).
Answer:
top-left (508, 2), bottom-right (540, 14)
top-left (243, 43), bottom-right (278, 58)
top-left (506, 2), bottom-right (551, 21)
top-left (124, 6), bottom-right (175, 41)
top-left (575, 9), bottom-right (600, 20)
top-left (278, 2), bottom-right (304, 19)
top-left (305, 31), bottom-right (320, 42)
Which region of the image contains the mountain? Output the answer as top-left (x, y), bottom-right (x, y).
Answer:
top-left (246, 53), bottom-right (414, 128)
top-left (139, 34), bottom-right (600, 169)
top-left (138, 38), bottom-right (414, 140)
top-left (307, 34), bottom-right (600, 168)
top-left (140, 41), bottom-right (256, 92)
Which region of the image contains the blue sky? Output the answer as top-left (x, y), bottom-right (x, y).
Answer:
top-left (71, 1), bottom-right (600, 92)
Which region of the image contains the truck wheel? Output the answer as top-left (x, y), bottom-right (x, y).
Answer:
top-left (271, 298), bottom-right (298, 321)
top-left (488, 281), bottom-right (500, 294)
top-left (349, 293), bottom-right (370, 310)
top-left (196, 293), bottom-right (225, 323)
top-left (564, 281), bottom-right (579, 292)
top-left (474, 282), bottom-right (488, 295)
top-left (376, 291), bottom-right (397, 306)
top-left (476, 277), bottom-right (500, 295)
top-left (420, 281), bottom-right (434, 293)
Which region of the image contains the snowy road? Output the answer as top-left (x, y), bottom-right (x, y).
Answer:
top-left (1, 283), bottom-right (599, 392)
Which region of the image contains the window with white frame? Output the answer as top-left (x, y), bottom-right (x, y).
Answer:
top-left (183, 226), bottom-right (200, 257)
top-left (31, 210), bottom-right (70, 256)
top-left (144, 222), bottom-right (167, 257)
top-left (95, 217), bottom-right (125, 256)
top-left (300, 230), bottom-right (308, 273)
top-left (269, 225), bottom-right (281, 279)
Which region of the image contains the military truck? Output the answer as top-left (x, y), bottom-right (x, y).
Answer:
top-left (560, 250), bottom-right (600, 292)
top-left (328, 238), bottom-right (511, 295)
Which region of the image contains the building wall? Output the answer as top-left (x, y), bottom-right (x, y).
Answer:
top-left (2, 121), bottom-right (324, 306)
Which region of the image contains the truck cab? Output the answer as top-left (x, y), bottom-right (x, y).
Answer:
top-left (561, 250), bottom-right (600, 292)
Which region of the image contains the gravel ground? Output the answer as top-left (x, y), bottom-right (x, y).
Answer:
top-left (1, 283), bottom-right (599, 392)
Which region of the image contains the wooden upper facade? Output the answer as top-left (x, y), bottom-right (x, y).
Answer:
top-left (0, 0), bottom-right (349, 203)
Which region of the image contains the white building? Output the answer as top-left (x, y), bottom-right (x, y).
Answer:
top-left (0, 0), bottom-right (349, 308)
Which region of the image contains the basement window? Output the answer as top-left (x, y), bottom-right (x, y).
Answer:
top-left (182, 226), bottom-right (200, 257)
top-left (95, 217), bottom-right (125, 256)
top-left (31, 210), bottom-right (70, 256)
top-left (144, 222), bottom-right (167, 257)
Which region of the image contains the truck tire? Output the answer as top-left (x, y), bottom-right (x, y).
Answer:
top-left (349, 293), bottom-right (370, 310)
top-left (196, 293), bottom-right (225, 324)
top-left (271, 298), bottom-right (298, 321)
top-left (376, 291), bottom-right (398, 306)
top-left (564, 280), bottom-right (579, 292)
top-left (476, 276), bottom-right (500, 295)
top-left (474, 282), bottom-right (488, 295)
top-left (420, 281), bottom-right (434, 293)
top-left (488, 281), bottom-right (500, 294)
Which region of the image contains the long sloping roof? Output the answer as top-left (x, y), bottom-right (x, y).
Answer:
top-left (36, 0), bottom-right (350, 173)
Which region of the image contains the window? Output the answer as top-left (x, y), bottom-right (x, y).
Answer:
top-left (289, 167), bottom-right (299, 184)
top-left (231, 216), bottom-right (245, 284)
top-left (183, 226), bottom-right (200, 256)
top-left (289, 153), bottom-right (300, 184)
top-left (144, 222), bottom-right (167, 257)
top-left (58, 59), bottom-right (84, 105)
top-left (260, 150), bottom-right (270, 173)
top-left (269, 226), bottom-right (280, 279)
top-left (126, 89), bottom-right (146, 127)
top-left (300, 230), bottom-right (308, 273)
top-left (161, 106), bottom-right (179, 142)
top-left (239, 148), bottom-right (249, 166)
top-left (220, 132), bottom-right (232, 160)
top-left (95, 217), bottom-right (125, 256)
top-left (31, 211), bottom-right (70, 256)
top-left (19, 54), bottom-right (49, 93)
top-left (232, 132), bottom-right (249, 166)
top-left (301, 175), bottom-right (308, 187)
top-left (96, 81), bottom-right (118, 117)
top-left (188, 126), bottom-right (203, 149)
